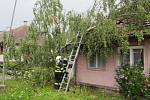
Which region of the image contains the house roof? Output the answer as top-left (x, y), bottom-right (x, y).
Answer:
top-left (0, 25), bottom-right (28, 43)
top-left (117, 19), bottom-right (150, 27)
top-left (116, 17), bottom-right (150, 35)
top-left (12, 25), bottom-right (28, 42)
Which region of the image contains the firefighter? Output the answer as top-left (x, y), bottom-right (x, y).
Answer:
top-left (63, 58), bottom-right (69, 75)
top-left (63, 58), bottom-right (68, 69)
top-left (54, 56), bottom-right (65, 89)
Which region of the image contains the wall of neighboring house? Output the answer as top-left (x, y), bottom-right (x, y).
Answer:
top-left (76, 37), bottom-right (150, 89)
top-left (144, 37), bottom-right (150, 76)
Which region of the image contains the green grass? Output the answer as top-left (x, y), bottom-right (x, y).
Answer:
top-left (0, 80), bottom-right (124, 100)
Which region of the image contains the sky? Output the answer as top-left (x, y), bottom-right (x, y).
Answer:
top-left (0, 0), bottom-right (94, 31)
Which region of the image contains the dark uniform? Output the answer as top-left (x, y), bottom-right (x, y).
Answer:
top-left (54, 60), bottom-right (65, 89)
top-left (63, 58), bottom-right (69, 75)
top-left (63, 58), bottom-right (68, 70)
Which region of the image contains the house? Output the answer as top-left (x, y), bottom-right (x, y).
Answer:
top-left (0, 23), bottom-right (28, 63)
top-left (12, 24), bottom-right (28, 44)
top-left (75, 21), bottom-right (150, 90)
top-left (0, 21), bottom-right (28, 44)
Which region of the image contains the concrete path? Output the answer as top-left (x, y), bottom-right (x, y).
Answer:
top-left (0, 73), bottom-right (12, 81)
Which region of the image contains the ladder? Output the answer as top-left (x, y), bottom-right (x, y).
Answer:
top-left (58, 32), bottom-right (83, 92)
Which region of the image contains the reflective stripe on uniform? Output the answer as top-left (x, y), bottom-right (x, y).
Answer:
top-left (55, 65), bottom-right (65, 73)
top-left (54, 83), bottom-right (59, 85)
top-left (61, 68), bottom-right (64, 70)
top-left (55, 70), bottom-right (62, 72)
top-left (56, 66), bottom-right (61, 68)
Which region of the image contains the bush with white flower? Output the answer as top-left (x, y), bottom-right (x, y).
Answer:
top-left (115, 64), bottom-right (146, 99)
top-left (144, 71), bottom-right (150, 99)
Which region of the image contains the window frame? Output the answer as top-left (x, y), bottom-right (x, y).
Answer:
top-left (88, 54), bottom-right (106, 70)
top-left (117, 46), bottom-right (144, 66)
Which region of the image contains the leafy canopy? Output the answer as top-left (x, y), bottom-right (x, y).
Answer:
top-left (6, 0), bottom-right (150, 66)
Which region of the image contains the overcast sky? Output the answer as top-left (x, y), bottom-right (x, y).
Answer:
top-left (0, 0), bottom-right (94, 31)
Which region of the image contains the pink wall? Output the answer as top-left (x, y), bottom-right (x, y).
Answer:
top-left (76, 51), bottom-right (118, 89)
top-left (144, 38), bottom-right (150, 76)
top-left (76, 38), bottom-right (150, 89)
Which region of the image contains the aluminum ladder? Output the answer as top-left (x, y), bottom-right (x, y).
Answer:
top-left (58, 32), bottom-right (83, 92)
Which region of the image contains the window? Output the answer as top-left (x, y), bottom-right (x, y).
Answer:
top-left (89, 54), bottom-right (106, 69)
top-left (133, 49), bottom-right (143, 65)
top-left (118, 46), bottom-right (144, 66)
top-left (120, 50), bottom-right (130, 65)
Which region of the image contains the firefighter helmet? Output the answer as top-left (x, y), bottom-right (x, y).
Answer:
top-left (56, 56), bottom-right (62, 65)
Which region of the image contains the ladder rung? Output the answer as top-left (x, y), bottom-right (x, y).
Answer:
top-left (71, 55), bottom-right (75, 57)
top-left (71, 56), bottom-right (75, 59)
top-left (72, 53), bottom-right (76, 56)
top-left (68, 62), bottom-right (73, 65)
top-left (61, 88), bottom-right (66, 91)
top-left (62, 82), bottom-right (68, 85)
top-left (64, 76), bottom-right (68, 79)
top-left (59, 87), bottom-right (65, 90)
top-left (72, 50), bottom-right (76, 53)
top-left (70, 59), bottom-right (75, 61)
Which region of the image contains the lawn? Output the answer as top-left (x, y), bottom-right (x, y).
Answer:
top-left (0, 80), bottom-right (124, 100)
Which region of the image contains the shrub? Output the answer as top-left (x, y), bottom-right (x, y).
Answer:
top-left (1, 61), bottom-right (18, 76)
top-left (115, 64), bottom-right (146, 99)
top-left (6, 61), bottom-right (17, 70)
top-left (23, 67), bottom-right (54, 87)
top-left (5, 61), bottom-right (23, 78)
top-left (144, 74), bottom-right (150, 99)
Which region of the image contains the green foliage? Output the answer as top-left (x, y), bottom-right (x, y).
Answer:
top-left (23, 67), bottom-right (53, 87)
top-left (8, 0), bottom-right (149, 66)
top-left (81, 0), bottom-right (150, 57)
top-left (116, 64), bottom-right (146, 99)
top-left (21, 36), bottom-right (38, 65)
top-left (0, 80), bottom-right (125, 100)
top-left (144, 73), bottom-right (150, 99)
top-left (83, 15), bottom-right (129, 57)
top-left (6, 0), bottom-right (150, 64)
top-left (7, 87), bottom-right (33, 100)
top-left (33, 0), bottom-right (64, 35)
top-left (4, 34), bottom-right (18, 61)
top-left (113, 0), bottom-right (150, 40)
top-left (3, 1), bottom-right (150, 97)
top-left (6, 61), bottom-right (17, 70)
top-left (0, 80), bottom-right (33, 100)
top-left (4, 61), bottom-right (23, 78)
top-left (67, 12), bottom-right (91, 34)
top-left (5, 61), bottom-right (17, 75)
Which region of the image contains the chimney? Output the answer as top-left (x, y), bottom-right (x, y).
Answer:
top-left (23, 21), bottom-right (28, 25)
